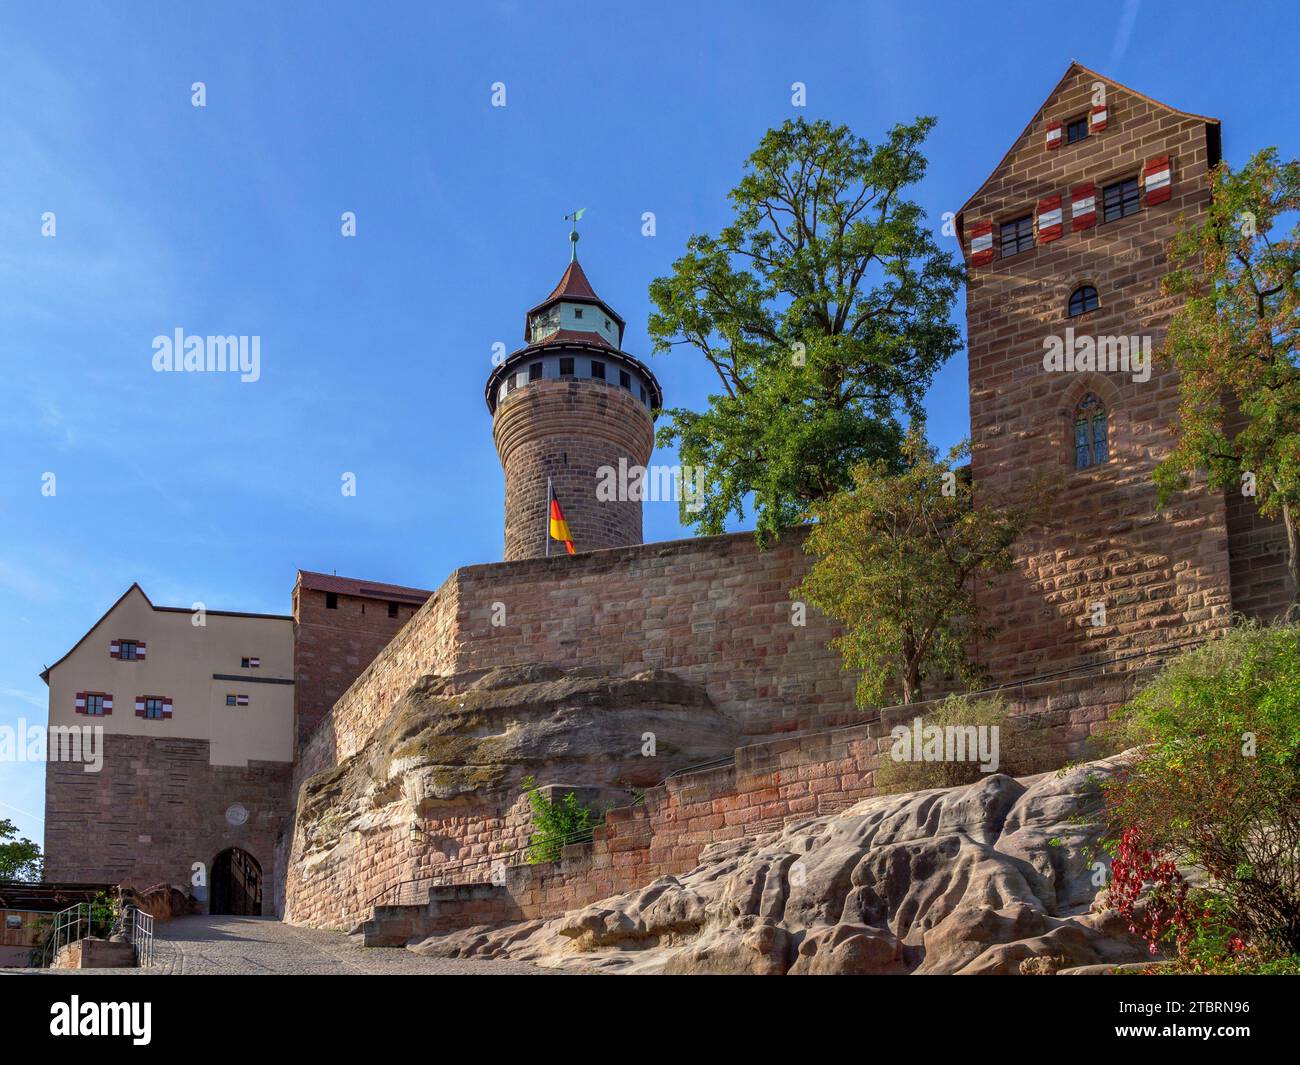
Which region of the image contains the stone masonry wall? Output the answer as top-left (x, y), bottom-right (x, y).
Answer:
top-left (493, 378), bottom-right (655, 561)
top-left (44, 735), bottom-right (291, 916)
top-left (962, 67), bottom-right (1233, 682)
top-left (314, 668), bottom-right (1151, 933)
top-left (292, 585), bottom-right (432, 751)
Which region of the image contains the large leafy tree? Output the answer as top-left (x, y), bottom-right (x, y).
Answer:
top-left (0, 818), bottom-right (42, 882)
top-left (1154, 149), bottom-right (1300, 604)
top-left (649, 117), bottom-right (963, 541)
top-left (795, 429), bottom-right (1039, 705)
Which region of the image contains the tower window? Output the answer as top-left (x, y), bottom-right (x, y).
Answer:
top-left (620, 370), bottom-right (631, 390)
top-left (640, 386), bottom-right (647, 404)
top-left (591, 361), bottom-right (605, 380)
top-left (604, 319), bottom-right (610, 329)
top-left (559, 357), bottom-right (574, 376)
top-left (1103, 177), bottom-right (1140, 222)
top-left (325, 592), bottom-right (338, 609)
top-left (1074, 393), bottom-right (1109, 469)
top-left (1065, 116), bottom-right (1088, 144)
top-left (1068, 285), bottom-right (1099, 317)
top-left (529, 362), bottom-right (542, 381)
top-left (574, 308), bottom-right (583, 319)
top-left (999, 215), bottom-right (1035, 258)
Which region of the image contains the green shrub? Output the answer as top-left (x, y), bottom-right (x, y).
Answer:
top-left (873, 694), bottom-right (1019, 793)
top-left (1102, 621), bottom-right (1300, 960)
top-left (521, 776), bottom-right (597, 864)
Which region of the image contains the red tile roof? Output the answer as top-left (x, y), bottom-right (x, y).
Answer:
top-left (296, 570), bottom-right (433, 604)
top-left (545, 259), bottom-right (598, 301)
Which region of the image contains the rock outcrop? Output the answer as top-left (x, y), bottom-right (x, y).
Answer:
top-left (408, 753), bottom-right (1154, 974)
top-left (288, 664), bottom-right (740, 920)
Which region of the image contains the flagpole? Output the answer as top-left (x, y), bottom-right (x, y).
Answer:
top-left (545, 477), bottom-right (551, 557)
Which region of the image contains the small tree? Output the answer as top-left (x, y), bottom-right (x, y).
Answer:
top-left (1154, 149), bottom-right (1300, 606)
top-left (521, 776), bottom-right (596, 865)
top-left (796, 429), bottom-right (1039, 705)
top-left (0, 819), bottom-right (42, 882)
top-left (649, 116), bottom-right (964, 542)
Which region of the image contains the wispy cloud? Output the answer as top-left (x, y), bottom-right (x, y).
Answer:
top-left (1109, 0), bottom-right (1142, 71)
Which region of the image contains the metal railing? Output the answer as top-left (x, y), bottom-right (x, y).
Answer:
top-left (36, 900), bottom-right (155, 968)
top-left (124, 906), bottom-right (155, 968)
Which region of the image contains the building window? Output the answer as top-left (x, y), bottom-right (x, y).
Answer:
top-left (999, 215), bottom-right (1035, 258)
top-left (1068, 285), bottom-right (1100, 317)
top-left (619, 370), bottom-right (631, 390)
top-left (240, 656), bottom-right (260, 668)
top-left (1103, 177), bottom-right (1140, 222)
top-left (604, 318), bottom-right (610, 329)
top-left (529, 362), bottom-right (542, 382)
top-left (325, 592), bottom-right (338, 609)
top-left (226, 695), bottom-right (237, 706)
top-left (640, 386), bottom-right (647, 404)
top-left (590, 361), bottom-right (605, 380)
top-left (1065, 116), bottom-right (1088, 144)
top-left (574, 307), bottom-right (583, 318)
top-left (119, 640), bottom-right (138, 661)
top-left (387, 601), bottom-right (399, 618)
top-left (85, 694), bottom-right (105, 716)
top-left (1074, 393), bottom-right (1109, 469)
top-left (559, 357), bottom-right (574, 377)
top-left (144, 697), bottom-right (166, 719)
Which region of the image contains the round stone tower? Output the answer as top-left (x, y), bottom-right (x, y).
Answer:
top-left (486, 251), bottom-right (662, 561)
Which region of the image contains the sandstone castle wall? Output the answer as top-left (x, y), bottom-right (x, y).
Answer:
top-left (342, 669), bottom-right (1151, 939)
top-left (45, 735), bottom-right (291, 916)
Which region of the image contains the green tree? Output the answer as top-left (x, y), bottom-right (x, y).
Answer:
top-left (795, 429), bottom-right (1039, 705)
top-left (649, 117), bottom-right (964, 542)
top-left (1154, 149), bottom-right (1300, 605)
top-left (0, 818), bottom-right (42, 882)
top-left (521, 776), bottom-right (596, 865)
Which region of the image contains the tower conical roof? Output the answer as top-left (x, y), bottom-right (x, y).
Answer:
top-left (525, 256), bottom-right (625, 341)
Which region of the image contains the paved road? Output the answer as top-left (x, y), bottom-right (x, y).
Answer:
top-left (18, 915), bottom-right (574, 976)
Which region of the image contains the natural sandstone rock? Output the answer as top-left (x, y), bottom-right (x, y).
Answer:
top-left (408, 751), bottom-right (1154, 974)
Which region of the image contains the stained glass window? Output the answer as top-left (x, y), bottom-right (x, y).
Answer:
top-left (1075, 393), bottom-right (1108, 469)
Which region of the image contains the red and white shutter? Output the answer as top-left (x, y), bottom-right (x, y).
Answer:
top-left (1089, 104), bottom-right (1108, 133)
top-left (1144, 156), bottom-right (1172, 205)
top-left (1071, 182), bottom-right (1097, 231)
top-left (162, 697), bottom-right (173, 719)
top-left (136, 641), bottom-right (147, 661)
top-left (1045, 121), bottom-right (1062, 150)
top-left (968, 222), bottom-right (994, 266)
top-left (236, 695), bottom-right (249, 707)
top-left (75, 692), bottom-right (87, 714)
top-left (102, 695), bottom-right (113, 715)
top-left (1036, 195), bottom-right (1063, 243)
top-left (135, 696), bottom-right (146, 717)
top-left (249, 657), bottom-right (260, 668)
top-left (110, 640), bottom-right (120, 659)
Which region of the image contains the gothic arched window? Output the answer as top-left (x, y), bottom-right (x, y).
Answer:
top-left (1074, 393), bottom-right (1109, 469)
top-left (1068, 285), bottom-right (1099, 317)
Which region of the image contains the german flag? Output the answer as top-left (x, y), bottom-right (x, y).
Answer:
top-left (549, 485), bottom-right (575, 555)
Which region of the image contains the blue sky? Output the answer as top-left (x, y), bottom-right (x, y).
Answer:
top-left (1, 0), bottom-right (1296, 848)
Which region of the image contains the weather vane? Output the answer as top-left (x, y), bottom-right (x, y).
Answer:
top-left (564, 207), bottom-right (585, 261)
